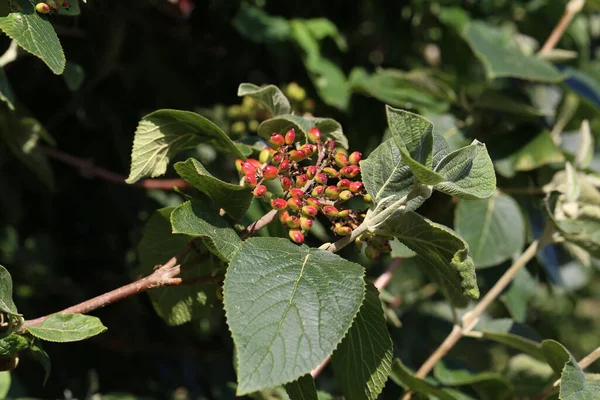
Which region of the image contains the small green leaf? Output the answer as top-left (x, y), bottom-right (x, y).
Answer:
top-left (434, 360), bottom-right (512, 400)
top-left (174, 158), bottom-right (253, 220)
top-left (27, 341), bottom-right (51, 385)
top-left (0, 67), bottom-right (15, 110)
top-left (463, 21), bottom-right (562, 82)
top-left (377, 211), bottom-right (479, 306)
top-left (495, 131), bottom-right (565, 178)
top-left (331, 282), bottom-right (393, 400)
top-left (63, 62), bottom-right (85, 91)
top-left (237, 83), bottom-right (291, 116)
top-left (25, 313), bottom-right (107, 342)
top-left (0, 334), bottom-right (29, 356)
top-left (455, 192), bottom-right (525, 268)
top-left (223, 237), bottom-right (365, 395)
top-left (233, 5), bottom-right (291, 43)
top-left (258, 114), bottom-right (348, 149)
top-left (555, 218), bottom-right (600, 258)
top-left (138, 208), bottom-right (219, 326)
top-left (284, 374), bottom-right (318, 400)
top-left (170, 200), bottom-right (242, 262)
top-left (0, 371), bottom-right (10, 398)
top-left (386, 106), bottom-right (443, 184)
top-left (0, 265), bottom-right (18, 316)
top-left (434, 141), bottom-right (496, 200)
top-left (0, 0), bottom-right (65, 74)
top-left (126, 109), bottom-right (244, 184)
top-left (506, 354), bottom-right (555, 397)
top-left (390, 358), bottom-right (458, 400)
top-left (480, 319), bottom-right (543, 360)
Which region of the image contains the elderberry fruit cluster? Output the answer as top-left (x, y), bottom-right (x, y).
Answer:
top-left (35, 1), bottom-right (70, 14)
top-left (235, 127), bottom-right (392, 259)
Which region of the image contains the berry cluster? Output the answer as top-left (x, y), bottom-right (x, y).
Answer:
top-left (35, 1), bottom-right (70, 14)
top-left (235, 127), bottom-right (392, 259)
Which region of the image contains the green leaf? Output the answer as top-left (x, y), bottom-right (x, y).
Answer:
top-left (0, 334), bottom-right (29, 356)
top-left (174, 158), bottom-right (253, 220)
top-left (501, 268), bottom-right (537, 323)
top-left (386, 106), bottom-right (443, 184)
top-left (258, 114), bottom-right (348, 149)
top-left (480, 319), bottom-right (543, 360)
top-left (233, 5), bottom-right (291, 43)
top-left (25, 313), bottom-right (107, 342)
top-left (506, 354), bottom-right (555, 397)
top-left (138, 208), bottom-right (219, 326)
top-left (125, 109), bottom-right (244, 184)
top-left (495, 131), bottom-right (565, 178)
top-left (455, 192), bottom-right (525, 268)
top-left (27, 341), bottom-right (51, 385)
top-left (0, 371), bottom-right (10, 398)
top-left (223, 237), bottom-right (365, 395)
top-left (433, 141), bottom-right (496, 199)
top-left (284, 374), bottom-right (318, 400)
top-left (555, 218), bottom-right (600, 258)
top-left (541, 340), bottom-right (600, 399)
top-left (237, 83), bottom-right (291, 116)
top-left (170, 200), bottom-right (242, 262)
top-left (463, 21), bottom-right (562, 82)
top-left (434, 360), bottom-right (512, 400)
top-left (377, 211), bottom-right (479, 306)
top-left (390, 358), bottom-right (458, 400)
top-left (331, 282), bottom-right (393, 400)
top-left (63, 62), bottom-right (85, 91)
top-left (0, 0), bottom-right (65, 74)
top-left (0, 265), bottom-right (18, 316)
top-left (0, 67), bottom-right (15, 110)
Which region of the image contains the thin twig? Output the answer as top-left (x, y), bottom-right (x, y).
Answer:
top-left (42, 146), bottom-right (190, 190)
top-left (538, 0), bottom-right (585, 55)
top-left (245, 209), bottom-right (279, 236)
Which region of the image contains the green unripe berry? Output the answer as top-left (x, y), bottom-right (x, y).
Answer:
top-left (36, 2), bottom-right (51, 13)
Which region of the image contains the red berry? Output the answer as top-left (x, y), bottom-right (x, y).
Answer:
top-left (244, 174), bottom-right (257, 187)
top-left (279, 159), bottom-right (290, 172)
top-left (306, 197), bottom-right (320, 207)
top-left (311, 186), bottom-right (325, 197)
top-left (272, 153), bottom-right (283, 165)
top-left (348, 151), bottom-right (362, 165)
top-left (241, 162), bottom-right (257, 175)
top-left (306, 166), bottom-right (318, 179)
top-left (327, 140), bottom-right (336, 151)
top-left (325, 186), bottom-right (340, 200)
top-left (349, 181), bottom-right (364, 193)
top-left (302, 205), bottom-right (318, 217)
top-left (279, 210), bottom-right (291, 224)
top-left (340, 165), bottom-right (360, 178)
top-left (322, 205), bottom-right (339, 217)
top-left (272, 198), bottom-right (287, 210)
top-left (334, 153), bottom-right (349, 168)
top-left (295, 174), bottom-right (309, 187)
top-left (280, 176), bottom-right (292, 190)
top-left (307, 127), bottom-right (321, 143)
top-left (300, 144), bottom-right (315, 157)
top-left (270, 133), bottom-right (285, 149)
top-left (289, 150), bottom-right (307, 162)
top-left (290, 188), bottom-right (304, 198)
top-left (289, 229), bottom-right (305, 244)
top-left (315, 173), bottom-right (328, 185)
top-left (337, 179), bottom-right (351, 189)
top-left (262, 165), bottom-right (278, 180)
top-left (285, 129), bottom-right (296, 145)
top-left (300, 216), bottom-right (313, 230)
top-left (247, 158), bottom-right (262, 169)
top-left (36, 3), bottom-right (51, 13)
top-left (253, 185), bottom-right (267, 197)
top-left (286, 215), bottom-right (300, 229)
top-left (287, 197), bottom-right (303, 211)
top-left (323, 167), bottom-right (339, 178)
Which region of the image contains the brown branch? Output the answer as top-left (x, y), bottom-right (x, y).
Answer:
top-left (538, 0), bottom-right (585, 55)
top-left (244, 209), bottom-right (279, 237)
top-left (42, 146), bottom-right (190, 190)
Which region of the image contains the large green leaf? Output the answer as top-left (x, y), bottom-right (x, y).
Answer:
top-left (0, 0), bottom-right (65, 74)
top-left (433, 360), bottom-right (512, 400)
top-left (138, 208), bottom-right (219, 326)
top-left (25, 313), bottom-right (106, 342)
top-left (331, 282), bottom-right (393, 400)
top-left (541, 340), bottom-right (600, 399)
top-left (258, 114), bottom-right (348, 149)
top-left (455, 192), bottom-right (525, 268)
top-left (284, 374), bottom-right (318, 400)
top-left (223, 237), bottom-right (365, 395)
top-left (495, 131), bottom-right (565, 178)
top-left (386, 106), bottom-right (443, 184)
top-left (480, 319), bottom-right (543, 359)
top-left (237, 83), bottom-right (291, 116)
top-left (0, 265), bottom-right (18, 316)
top-left (170, 200), bottom-right (242, 262)
top-left (174, 158), bottom-right (253, 220)
top-left (463, 21), bottom-right (562, 82)
top-left (433, 141), bottom-right (496, 200)
top-left (125, 109), bottom-right (244, 184)
top-left (377, 211), bottom-right (479, 306)
top-left (390, 358), bottom-right (458, 400)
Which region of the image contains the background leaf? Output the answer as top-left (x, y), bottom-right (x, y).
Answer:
top-left (455, 192), bottom-right (525, 268)
top-left (0, 68), bottom-right (15, 110)
top-left (390, 358), bottom-right (457, 400)
top-left (237, 83), bottom-right (291, 116)
top-left (0, 265), bottom-right (18, 316)
top-left (481, 319), bottom-right (544, 359)
top-left (284, 374), bottom-right (318, 400)
top-left (258, 114), bottom-right (348, 149)
top-left (223, 237), bottom-right (365, 395)
top-left (433, 360), bottom-right (512, 400)
top-left (25, 313), bottom-right (107, 343)
top-left (27, 342), bottom-right (51, 385)
top-left (0, 371), bottom-right (9, 399)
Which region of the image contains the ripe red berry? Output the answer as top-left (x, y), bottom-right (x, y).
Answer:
top-left (349, 181), bottom-right (364, 193)
top-left (279, 210), bottom-right (291, 224)
top-left (290, 188), bottom-right (304, 198)
top-left (285, 129), bottom-right (296, 145)
top-left (247, 158), bottom-right (262, 169)
top-left (272, 198), bottom-right (287, 210)
top-left (348, 151), bottom-right (362, 165)
top-left (323, 167), bottom-right (339, 178)
top-left (244, 174), bottom-right (257, 187)
top-left (340, 165), bottom-right (360, 178)
top-left (241, 162), bottom-right (257, 175)
top-left (300, 144), bottom-right (315, 157)
top-left (289, 150), bottom-right (307, 162)
top-left (315, 173), bottom-right (328, 185)
top-left (327, 140), bottom-right (336, 151)
top-left (300, 216), bottom-right (313, 230)
top-left (334, 153), bottom-right (349, 168)
top-left (306, 197), bottom-right (320, 207)
top-left (279, 159), bottom-right (290, 172)
top-left (306, 166), bottom-right (318, 179)
top-left (337, 179), bottom-right (351, 189)
top-left (322, 205), bottom-right (339, 217)
top-left (307, 127), bottom-right (321, 143)
top-left (253, 185), bottom-right (267, 197)
top-left (325, 186), bottom-right (340, 200)
top-left (280, 176), bottom-right (292, 190)
top-left (286, 215), bottom-right (300, 229)
top-left (311, 186), bottom-right (325, 197)
top-left (287, 197), bottom-right (303, 211)
top-left (295, 174), bottom-right (309, 187)
top-left (289, 229), bottom-right (305, 244)
top-left (302, 205), bottom-right (318, 217)
top-left (270, 133), bottom-right (285, 149)
top-left (271, 153), bottom-right (283, 165)
top-left (262, 165), bottom-right (278, 180)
